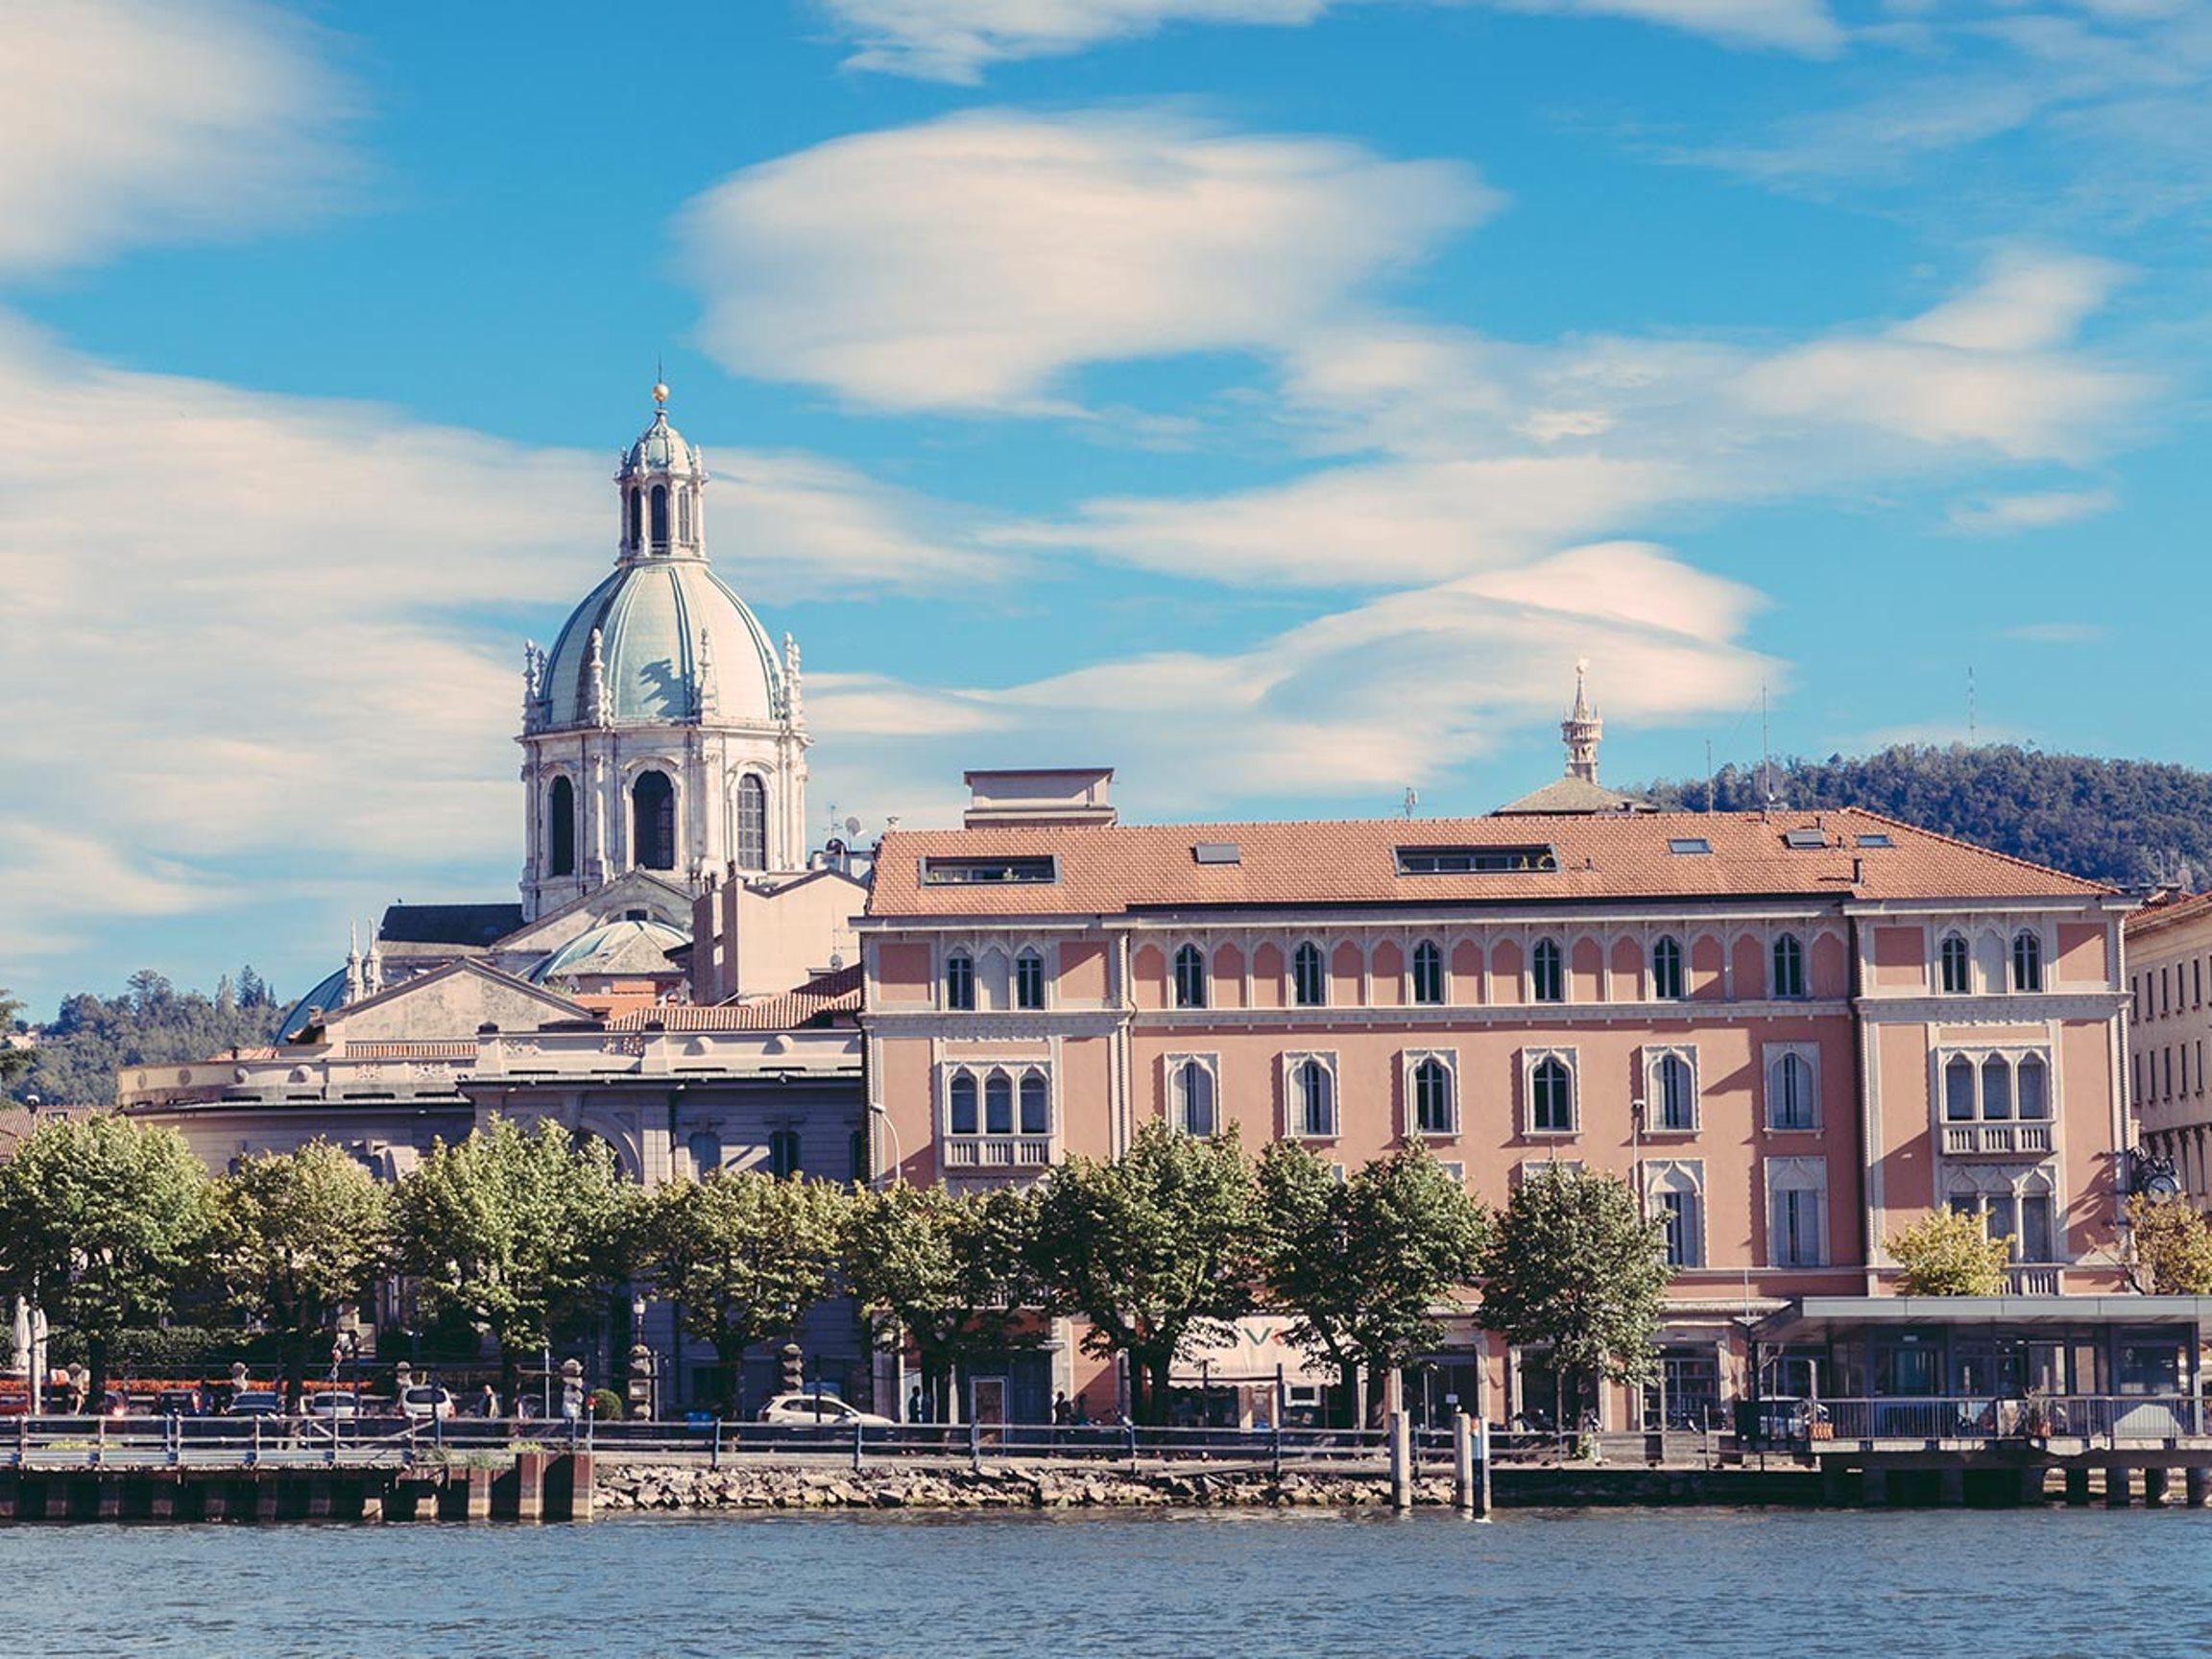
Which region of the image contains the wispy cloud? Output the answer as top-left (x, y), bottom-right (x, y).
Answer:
top-left (0, 0), bottom-right (351, 278)
top-left (678, 109), bottom-right (1497, 412)
top-left (817, 0), bottom-right (1842, 83)
top-left (1949, 488), bottom-right (2116, 534)
top-left (2002, 621), bottom-right (2110, 645)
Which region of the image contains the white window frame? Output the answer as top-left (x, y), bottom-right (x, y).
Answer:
top-left (1171, 941), bottom-right (1209, 1010)
top-left (1524, 1046), bottom-right (1578, 1137)
top-left (1164, 1052), bottom-right (1221, 1138)
top-left (1529, 937), bottom-right (1565, 1004)
top-left (1937, 931), bottom-right (1971, 996)
top-left (1283, 1050), bottom-right (1339, 1140)
top-left (943, 948), bottom-right (975, 1012)
top-left (2011, 927), bottom-right (2045, 994)
top-left (1650, 934), bottom-right (1685, 1002)
top-left (1409, 939), bottom-right (1446, 1007)
top-left (1771, 932), bottom-right (1807, 999)
top-left (1013, 947), bottom-right (1048, 1012)
top-left (1936, 1048), bottom-right (2057, 1124)
top-left (940, 1062), bottom-right (1054, 1141)
top-left (1290, 941), bottom-right (1328, 1008)
top-left (1647, 1158), bottom-right (1705, 1269)
top-left (1944, 1164), bottom-right (2061, 1263)
top-left (1765, 1156), bottom-right (1828, 1268)
top-left (1403, 1048), bottom-right (1459, 1138)
top-left (1763, 1044), bottom-right (1820, 1132)
top-left (1644, 1046), bottom-right (1699, 1134)
top-left (1514, 1157), bottom-right (1583, 1186)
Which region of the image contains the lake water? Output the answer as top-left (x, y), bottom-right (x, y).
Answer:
top-left (6, 1507), bottom-right (2209, 1657)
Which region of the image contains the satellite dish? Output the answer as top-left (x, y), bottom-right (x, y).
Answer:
top-left (844, 816), bottom-right (861, 836)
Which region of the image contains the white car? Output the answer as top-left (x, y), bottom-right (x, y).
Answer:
top-left (757, 1392), bottom-right (894, 1429)
top-left (305, 1391), bottom-right (361, 1419)
top-left (398, 1385), bottom-right (456, 1422)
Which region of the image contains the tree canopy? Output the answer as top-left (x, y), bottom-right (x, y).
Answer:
top-left (1030, 1121), bottom-right (1262, 1425)
top-left (1887, 1209), bottom-right (2010, 1295)
top-left (394, 1118), bottom-right (637, 1397)
top-left (2123, 1194), bottom-right (2212, 1295)
top-left (212, 1142), bottom-right (393, 1408)
top-left (639, 1168), bottom-right (850, 1410)
top-left (846, 1182), bottom-right (1043, 1422)
top-left (0, 1113), bottom-right (213, 1404)
top-left (1636, 742), bottom-right (2212, 888)
top-left (7, 968), bottom-right (283, 1107)
top-left (1477, 1165), bottom-right (1669, 1419)
top-left (1259, 1140), bottom-right (1488, 1423)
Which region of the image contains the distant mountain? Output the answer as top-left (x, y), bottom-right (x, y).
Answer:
top-left (1630, 744), bottom-right (2212, 891)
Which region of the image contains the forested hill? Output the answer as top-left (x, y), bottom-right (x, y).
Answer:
top-left (1631, 745), bottom-right (2212, 891)
top-left (4, 970), bottom-right (285, 1109)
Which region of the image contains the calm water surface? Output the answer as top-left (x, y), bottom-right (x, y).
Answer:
top-left (5, 1507), bottom-right (2209, 1657)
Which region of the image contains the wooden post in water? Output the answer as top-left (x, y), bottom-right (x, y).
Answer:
top-left (1452, 1411), bottom-right (1475, 1515)
top-left (1388, 1410), bottom-right (1412, 1511)
top-left (2185, 1465), bottom-right (2211, 1507)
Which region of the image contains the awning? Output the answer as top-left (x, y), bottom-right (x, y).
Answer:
top-left (1752, 1295), bottom-right (2212, 1344)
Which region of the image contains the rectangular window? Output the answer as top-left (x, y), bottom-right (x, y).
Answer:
top-left (1395, 844), bottom-right (1558, 875)
top-left (1658, 1187), bottom-right (1702, 1267)
top-left (921, 855), bottom-right (1057, 885)
top-left (2163, 967), bottom-right (2172, 1016)
top-left (944, 952), bottom-right (975, 1012)
top-left (2166, 1047), bottom-right (2175, 1101)
top-left (1015, 952), bottom-right (1046, 1010)
top-left (1766, 1046), bottom-right (1818, 1131)
top-left (1768, 1169), bottom-right (1826, 1268)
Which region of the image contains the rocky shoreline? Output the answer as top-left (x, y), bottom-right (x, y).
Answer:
top-left (594, 1461), bottom-right (1826, 1512)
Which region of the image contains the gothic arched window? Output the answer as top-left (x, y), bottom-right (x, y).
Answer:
top-left (1294, 1058), bottom-right (1335, 1138)
top-left (1653, 1052), bottom-right (1695, 1131)
top-left (1175, 1060), bottom-right (1216, 1137)
top-left (1173, 944), bottom-right (1208, 1009)
top-left (1530, 1055), bottom-right (1575, 1133)
top-left (734, 774), bottom-right (767, 871)
top-left (949, 1070), bottom-right (978, 1135)
top-left (2011, 930), bottom-right (2043, 993)
top-left (1019, 1071), bottom-right (1049, 1136)
top-left (631, 770), bottom-right (676, 870)
top-left (1651, 936), bottom-right (1684, 1001)
top-left (944, 950), bottom-right (975, 1012)
top-left (649, 484), bottom-right (669, 548)
top-left (1291, 942), bottom-right (1326, 1008)
top-left (547, 776), bottom-right (576, 877)
top-left (1413, 1057), bottom-right (1455, 1135)
top-left (1771, 933), bottom-right (1806, 999)
top-left (984, 1070), bottom-right (1014, 1136)
top-left (1410, 941), bottom-right (1444, 1006)
top-left (1940, 933), bottom-right (1971, 994)
top-left (1531, 938), bottom-right (1563, 1003)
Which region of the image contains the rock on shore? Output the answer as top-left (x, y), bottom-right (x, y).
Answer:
top-left (594, 1463), bottom-right (1454, 1512)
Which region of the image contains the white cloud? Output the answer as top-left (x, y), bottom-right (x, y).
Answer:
top-left (812, 541), bottom-right (1775, 820)
top-left (0, 319), bottom-right (1003, 949)
top-left (1948, 487), bottom-right (2116, 534)
top-left (678, 109), bottom-right (1496, 412)
top-left (2002, 621), bottom-right (2110, 645)
top-left (0, 0), bottom-right (349, 277)
top-left (818, 0), bottom-right (1841, 82)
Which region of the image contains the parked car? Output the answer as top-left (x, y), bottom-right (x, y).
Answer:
top-left (757, 1392), bottom-right (895, 1429)
top-left (398, 1385), bottom-right (456, 1422)
top-left (156, 1388), bottom-right (206, 1417)
top-left (226, 1390), bottom-right (283, 1417)
top-left (304, 1391), bottom-right (360, 1420)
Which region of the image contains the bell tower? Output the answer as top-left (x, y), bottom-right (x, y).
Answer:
top-left (1562, 660), bottom-right (1602, 782)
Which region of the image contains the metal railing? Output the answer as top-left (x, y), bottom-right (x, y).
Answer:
top-left (4, 1412), bottom-right (590, 1472)
top-left (1767, 1394), bottom-right (2203, 1448)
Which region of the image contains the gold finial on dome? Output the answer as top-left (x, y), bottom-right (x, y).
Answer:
top-left (652, 380), bottom-right (669, 407)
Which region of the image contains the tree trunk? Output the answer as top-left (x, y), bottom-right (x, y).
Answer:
top-left (1336, 1358), bottom-right (1360, 1430)
top-left (281, 1332), bottom-right (309, 1414)
top-left (86, 1332), bottom-right (108, 1415)
top-left (1147, 1353), bottom-right (1174, 1428)
top-left (499, 1343), bottom-right (522, 1412)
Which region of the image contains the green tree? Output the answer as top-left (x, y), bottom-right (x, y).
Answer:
top-left (0, 1113), bottom-right (213, 1406)
top-left (1887, 1209), bottom-right (2010, 1295)
top-left (1477, 1164), bottom-right (1670, 1425)
top-left (0, 988), bottom-right (31, 1091)
top-left (2123, 1194), bottom-right (2212, 1294)
top-left (639, 1169), bottom-right (849, 1413)
top-left (395, 1118), bottom-right (637, 1400)
top-left (212, 1142), bottom-right (393, 1410)
top-left (1029, 1121), bottom-right (1262, 1425)
top-left (847, 1182), bottom-right (1043, 1422)
top-left (1259, 1141), bottom-right (1489, 1425)
top-left (9, 967), bottom-right (284, 1108)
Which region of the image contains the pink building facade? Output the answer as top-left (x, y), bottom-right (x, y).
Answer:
top-left (859, 768), bottom-right (2134, 1430)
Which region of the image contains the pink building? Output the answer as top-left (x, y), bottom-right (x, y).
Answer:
top-left (859, 753), bottom-right (2136, 1431)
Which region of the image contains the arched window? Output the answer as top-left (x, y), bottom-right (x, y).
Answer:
top-left (1019, 1071), bottom-right (1049, 1136)
top-left (944, 950), bottom-right (974, 1011)
top-left (1413, 1057), bottom-right (1455, 1135)
top-left (768, 1128), bottom-right (801, 1179)
top-left (1650, 936), bottom-right (1684, 1001)
top-left (1944, 1055), bottom-right (1976, 1121)
top-left (1530, 1056), bottom-right (1574, 1133)
top-left (1768, 1162), bottom-right (1824, 1267)
top-left (1176, 1060), bottom-right (1216, 1137)
top-left (1770, 1052), bottom-right (1816, 1131)
top-left (1291, 943), bottom-right (1326, 1008)
top-left (679, 489), bottom-right (693, 544)
top-left (2011, 930), bottom-right (2043, 993)
top-left (734, 774), bottom-right (767, 871)
top-left (1654, 1052), bottom-right (1695, 1131)
top-left (949, 1071), bottom-right (978, 1135)
top-left (1015, 949), bottom-right (1046, 1011)
top-left (631, 770), bottom-right (676, 870)
top-left (2017, 1054), bottom-right (2049, 1120)
top-left (1173, 944), bottom-right (1208, 1009)
top-left (547, 776), bottom-right (576, 877)
top-left (1771, 933), bottom-right (1806, 998)
top-left (1981, 1054), bottom-right (2012, 1120)
top-left (626, 489), bottom-right (641, 549)
top-left (1531, 938), bottom-right (1563, 1003)
top-left (1652, 1166), bottom-right (1702, 1267)
top-left (1410, 941), bottom-right (1445, 1006)
top-left (1294, 1059), bottom-right (1335, 1138)
top-left (984, 1071), bottom-right (1014, 1136)
top-left (650, 483), bottom-right (669, 547)
top-left (1939, 933), bottom-right (1971, 995)
top-left (686, 1129), bottom-right (721, 1176)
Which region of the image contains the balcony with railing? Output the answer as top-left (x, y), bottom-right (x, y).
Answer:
top-left (1941, 1120), bottom-right (2054, 1156)
top-left (942, 1136), bottom-right (1054, 1170)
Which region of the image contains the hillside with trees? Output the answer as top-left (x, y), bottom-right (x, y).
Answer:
top-left (4, 969), bottom-right (285, 1109)
top-left (1633, 745), bottom-right (2212, 890)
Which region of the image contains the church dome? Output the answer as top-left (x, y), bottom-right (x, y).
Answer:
top-left (528, 917), bottom-right (690, 984)
top-left (539, 557), bottom-right (787, 726)
top-left (620, 407), bottom-right (701, 479)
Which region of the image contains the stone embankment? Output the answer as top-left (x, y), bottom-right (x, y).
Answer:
top-left (596, 1462), bottom-right (1824, 1512)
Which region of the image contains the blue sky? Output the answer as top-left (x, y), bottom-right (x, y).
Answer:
top-left (1, 0), bottom-right (2206, 1017)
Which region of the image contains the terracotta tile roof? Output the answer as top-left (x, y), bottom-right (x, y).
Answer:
top-left (867, 807), bottom-right (2111, 919)
top-left (2125, 890), bottom-right (2212, 941)
top-left (606, 964), bottom-right (862, 1031)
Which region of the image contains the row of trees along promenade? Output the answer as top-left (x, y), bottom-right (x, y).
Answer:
top-left (7, 1115), bottom-right (2212, 1425)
